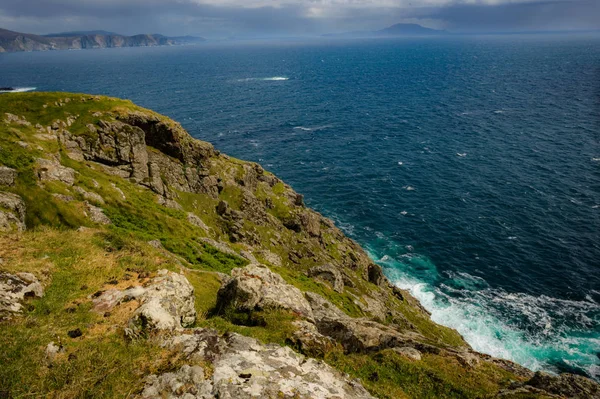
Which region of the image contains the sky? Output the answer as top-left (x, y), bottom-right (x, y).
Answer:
top-left (0, 0), bottom-right (598, 38)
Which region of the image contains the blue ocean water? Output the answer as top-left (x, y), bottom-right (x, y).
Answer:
top-left (2, 35), bottom-right (599, 379)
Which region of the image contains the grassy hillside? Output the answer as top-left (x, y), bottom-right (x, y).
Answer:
top-left (0, 93), bottom-right (557, 398)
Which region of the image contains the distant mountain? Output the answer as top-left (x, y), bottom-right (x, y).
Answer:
top-left (375, 23), bottom-right (446, 36)
top-left (0, 28), bottom-right (206, 53)
top-left (43, 30), bottom-right (121, 37)
top-left (323, 23), bottom-right (446, 38)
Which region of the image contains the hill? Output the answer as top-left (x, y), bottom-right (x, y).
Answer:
top-left (0, 92), bottom-right (598, 398)
top-left (0, 28), bottom-right (205, 53)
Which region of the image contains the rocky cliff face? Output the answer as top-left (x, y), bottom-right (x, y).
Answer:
top-left (0, 28), bottom-right (205, 53)
top-left (0, 92), bottom-right (598, 398)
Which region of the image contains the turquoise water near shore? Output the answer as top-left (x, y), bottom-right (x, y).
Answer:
top-left (2, 35), bottom-right (599, 379)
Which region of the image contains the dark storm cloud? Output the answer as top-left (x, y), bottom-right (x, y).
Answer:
top-left (0, 0), bottom-right (598, 37)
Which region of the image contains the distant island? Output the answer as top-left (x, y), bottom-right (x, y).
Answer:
top-left (324, 23), bottom-right (447, 38)
top-left (0, 28), bottom-right (206, 53)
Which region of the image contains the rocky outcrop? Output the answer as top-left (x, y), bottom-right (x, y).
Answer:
top-left (0, 272), bottom-right (43, 320)
top-left (126, 270), bottom-right (196, 335)
top-left (36, 158), bottom-right (77, 186)
top-left (308, 264), bottom-right (344, 293)
top-left (0, 166), bottom-right (17, 186)
top-left (150, 329), bottom-right (375, 399)
top-left (0, 192), bottom-right (26, 232)
top-left (84, 202), bottom-right (111, 225)
top-left (499, 371), bottom-right (600, 399)
top-left (216, 264), bottom-right (314, 322)
top-left (306, 292), bottom-right (429, 354)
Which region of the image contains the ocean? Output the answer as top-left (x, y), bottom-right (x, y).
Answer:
top-left (2, 34), bottom-right (599, 379)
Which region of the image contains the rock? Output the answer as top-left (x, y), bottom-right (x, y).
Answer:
top-left (147, 240), bottom-right (163, 249)
top-left (308, 264), bottom-right (344, 293)
top-left (524, 371), bottom-right (600, 399)
top-left (157, 195), bottom-right (183, 211)
top-left (305, 292), bottom-right (426, 354)
top-left (141, 365), bottom-right (211, 399)
top-left (84, 202), bottom-right (111, 225)
top-left (198, 237), bottom-right (239, 258)
top-left (45, 342), bottom-right (64, 363)
top-left (0, 272), bottom-right (43, 320)
top-left (36, 158), bottom-right (76, 186)
top-left (52, 193), bottom-right (75, 202)
top-left (91, 286), bottom-right (146, 313)
top-left (299, 212), bottom-right (321, 237)
top-left (68, 328), bottom-right (83, 338)
top-left (187, 212), bottom-right (209, 233)
top-left (74, 186), bottom-right (105, 205)
top-left (356, 295), bottom-right (387, 322)
top-left (4, 113), bottom-right (31, 126)
top-left (153, 329), bottom-right (375, 399)
top-left (216, 264), bottom-right (314, 322)
top-left (127, 270), bottom-right (196, 335)
top-left (392, 347), bottom-right (422, 361)
top-left (111, 183), bottom-right (126, 200)
top-left (0, 192), bottom-right (26, 232)
top-left (367, 264), bottom-right (386, 286)
top-left (257, 250), bottom-right (282, 267)
top-left (289, 320), bottom-right (337, 358)
top-left (0, 166), bottom-right (17, 186)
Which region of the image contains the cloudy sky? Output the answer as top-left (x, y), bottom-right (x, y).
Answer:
top-left (0, 0), bottom-right (598, 38)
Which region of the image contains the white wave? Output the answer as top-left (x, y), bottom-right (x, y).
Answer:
top-left (293, 125), bottom-right (331, 132)
top-left (400, 211), bottom-right (408, 216)
top-left (377, 252), bottom-right (600, 378)
top-left (592, 158), bottom-right (600, 162)
top-left (457, 153), bottom-right (467, 157)
top-left (403, 186), bottom-right (415, 191)
top-left (0, 87), bottom-right (36, 93)
top-left (494, 110), bottom-right (505, 114)
top-left (397, 161), bottom-right (403, 166)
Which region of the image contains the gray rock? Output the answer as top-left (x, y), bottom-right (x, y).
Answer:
top-left (74, 186), bottom-right (105, 205)
top-left (392, 347), bottom-right (421, 361)
top-left (305, 292), bottom-right (426, 354)
top-left (84, 202), bottom-right (111, 225)
top-left (256, 250), bottom-right (282, 267)
top-left (45, 342), bottom-right (64, 364)
top-left (308, 264), bottom-right (344, 293)
top-left (0, 271), bottom-right (43, 320)
top-left (0, 192), bottom-right (26, 232)
top-left (187, 213), bottom-right (209, 233)
top-left (216, 264), bottom-right (314, 323)
top-left (4, 113), bottom-right (31, 126)
top-left (128, 270), bottom-right (196, 335)
top-left (36, 158), bottom-right (77, 186)
top-left (152, 329), bottom-right (375, 399)
top-left (0, 166), bottom-right (17, 186)
top-left (524, 371), bottom-right (600, 399)
top-left (289, 320), bottom-right (337, 358)
top-left (157, 195), bottom-right (183, 211)
top-left (148, 240), bottom-right (164, 249)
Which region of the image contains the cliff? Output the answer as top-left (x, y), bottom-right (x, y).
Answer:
top-left (0, 28), bottom-right (205, 53)
top-left (0, 92), bottom-right (598, 398)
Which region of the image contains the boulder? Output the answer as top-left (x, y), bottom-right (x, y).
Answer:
top-left (305, 292), bottom-right (427, 354)
top-left (152, 329), bottom-right (375, 399)
top-left (0, 272), bottom-right (43, 320)
top-left (0, 166), bottom-right (17, 186)
top-left (128, 270), bottom-right (196, 335)
top-left (392, 347), bottom-right (422, 361)
top-left (187, 212), bottom-right (209, 233)
top-left (288, 320), bottom-right (338, 358)
top-left (74, 186), bottom-right (105, 205)
top-left (308, 264), bottom-right (344, 293)
top-left (299, 211), bottom-right (321, 237)
top-left (216, 264), bottom-right (314, 322)
top-left (524, 371), bottom-right (600, 399)
top-left (36, 158), bottom-right (76, 186)
top-left (0, 192), bottom-right (26, 232)
top-left (84, 202), bottom-right (111, 225)
top-left (367, 264), bottom-right (386, 286)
